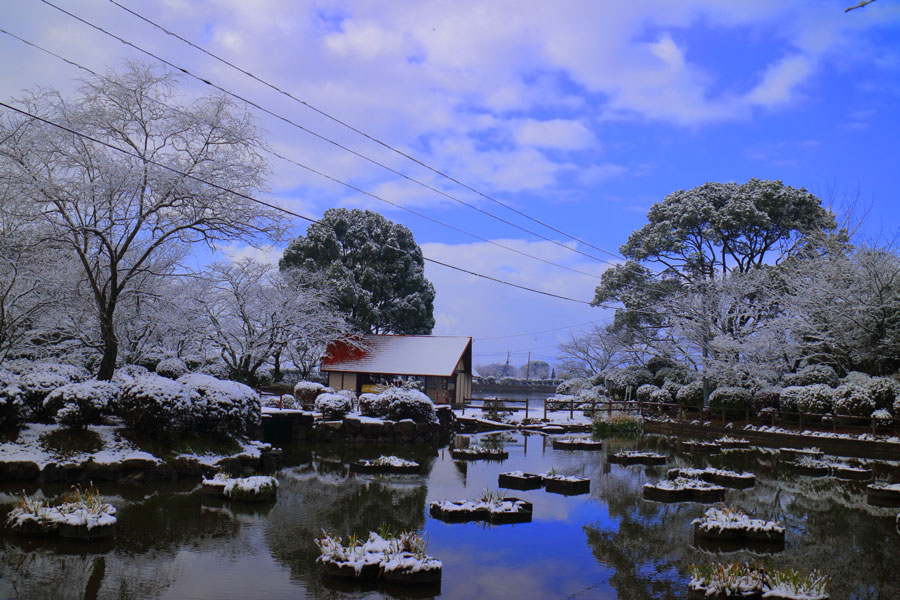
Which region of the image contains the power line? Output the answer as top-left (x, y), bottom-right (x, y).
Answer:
top-left (0, 26), bottom-right (601, 283)
top-left (40, 0), bottom-right (619, 269)
top-left (107, 0), bottom-right (629, 264)
top-left (0, 101), bottom-right (593, 306)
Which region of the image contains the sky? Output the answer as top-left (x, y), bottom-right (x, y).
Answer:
top-left (2, 0), bottom-right (900, 371)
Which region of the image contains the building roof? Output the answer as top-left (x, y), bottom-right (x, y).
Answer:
top-left (321, 335), bottom-right (472, 377)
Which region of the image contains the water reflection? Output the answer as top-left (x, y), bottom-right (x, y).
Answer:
top-left (1, 433), bottom-right (899, 599)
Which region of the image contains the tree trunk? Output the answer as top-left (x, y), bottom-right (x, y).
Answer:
top-left (96, 314), bottom-right (118, 381)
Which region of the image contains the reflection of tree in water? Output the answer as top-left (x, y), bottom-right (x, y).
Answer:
top-left (584, 445), bottom-right (900, 600)
top-left (265, 456), bottom-right (431, 599)
top-left (0, 486), bottom-right (241, 600)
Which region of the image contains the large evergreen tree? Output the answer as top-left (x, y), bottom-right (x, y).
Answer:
top-left (280, 209), bottom-right (435, 335)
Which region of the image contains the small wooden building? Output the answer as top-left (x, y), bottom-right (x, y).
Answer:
top-left (320, 334), bottom-right (473, 405)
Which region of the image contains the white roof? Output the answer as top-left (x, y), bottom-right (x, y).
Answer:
top-left (322, 335), bottom-right (471, 377)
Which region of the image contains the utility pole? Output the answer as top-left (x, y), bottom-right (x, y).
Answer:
top-left (526, 351), bottom-right (531, 380)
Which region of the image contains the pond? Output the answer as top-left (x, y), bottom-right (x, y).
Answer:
top-left (2, 432), bottom-right (899, 599)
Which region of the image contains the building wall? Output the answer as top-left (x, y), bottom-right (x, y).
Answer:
top-left (328, 371), bottom-right (357, 393)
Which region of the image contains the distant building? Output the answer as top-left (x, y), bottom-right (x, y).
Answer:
top-left (320, 334), bottom-right (473, 404)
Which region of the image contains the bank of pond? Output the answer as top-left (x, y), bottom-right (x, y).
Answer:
top-left (2, 431), bottom-right (900, 599)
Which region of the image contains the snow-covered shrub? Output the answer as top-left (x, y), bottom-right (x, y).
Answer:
top-left (198, 360), bottom-right (230, 379)
top-left (315, 393), bottom-right (353, 420)
top-left (865, 376), bottom-right (900, 410)
top-left (0, 381), bottom-right (23, 430)
top-left (336, 389), bottom-right (357, 405)
top-left (893, 396), bottom-right (900, 418)
top-left (384, 388), bottom-right (438, 424)
top-left (255, 368), bottom-right (274, 387)
top-left (842, 371), bottom-right (872, 386)
top-left (605, 368), bottom-right (653, 399)
top-left (753, 386), bottom-right (782, 411)
top-left (782, 364), bottom-right (838, 388)
top-left (654, 366), bottom-right (692, 386)
top-left (261, 393), bottom-right (299, 409)
top-left (708, 387), bottom-right (752, 415)
top-left (156, 357), bottom-right (189, 380)
top-left (650, 388), bottom-right (673, 403)
top-left (118, 374), bottom-right (195, 436)
top-left (676, 381), bottom-right (705, 407)
top-left (47, 381), bottom-right (119, 431)
top-left (636, 384), bottom-right (660, 403)
top-left (872, 408), bottom-right (892, 425)
top-left (177, 374), bottom-right (261, 436)
top-left (833, 383), bottom-right (875, 417)
top-left (293, 381), bottom-right (325, 406)
top-left (20, 371), bottom-right (76, 418)
top-left (359, 392), bottom-right (390, 417)
top-left (661, 380), bottom-right (683, 400)
top-left (577, 386), bottom-right (606, 405)
top-left (111, 364), bottom-right (150, 384)
top-left (781, 384), bottom-right (833, 416)
top-left (556, 378), bottom-right (590, 396)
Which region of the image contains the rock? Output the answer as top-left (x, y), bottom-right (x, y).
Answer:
top-left (342, 416), bottom-right (362, 433)
top-left (0, 460), bottom-right (40, 481)
top-left (82, 461), bottom-right (122, 482)
top-left (153, 462), bottom-right (176, 480)
top-left (121, 457), bottom-right (158, 473)
top-left (395, 420), bottom-right (416, 438)
top-left (41, 462), bottom-right (83, 484)
top-left (216, 456), bottom-right (244, 476)
top-left (360, 421), bottom-right (384, 438)
top-left (260, 448), bottom-right (282, 472)
top-left (171, 456), bottom-right (202, 477)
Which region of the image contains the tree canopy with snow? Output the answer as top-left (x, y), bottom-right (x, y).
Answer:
top-left (0, 62), bottom-right (287, 379)
top-left (280, 208), bottom-right (435, 335)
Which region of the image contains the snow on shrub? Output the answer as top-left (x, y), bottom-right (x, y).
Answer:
top-left (577, 386), bottom-right (606, 405)
top-left (832, 383), bottom-right (875, 417)
top-left (156, 357), bottom-right (189, 380)
top-left (864, 376), bottom-right (900, 410)
top-left (842, 371), bottom-right (872, 386)
top-left (604, 368), bottom-right (653, 399)
top-left (261, 393), bottom-right (298, 409)
top-left (782, 364), bottom-right (838, 388)
top-left (676, 381), bottom-right (705, 407)
top-left (118, 374), bottom-right (194, 436)
top-left (636, 384), bottom-right (660, 403)
top-left (872, 408), bottom-right (892, 425)
top-left (315, 392), bottom-right (353, 420)
top-left (556, 378), bottom-right (589, 396)
top-left (654, 366), bottom-right (692, 386)
top-left (384, 388), bottom-right (438, 424)
top-left (753, 386), bottom-right (782, 411)
top-left (649, 387), bottom-right (673, 403)
top-left (177, 374), bottom-right (261, 436)
top-left (45, 381), bottom-right (119, 430)
top-left (780, 384), bottom-right (833, 415)
top-left (293, 381), bottom-right (325, 406)
top-left (20, 371), bottom-right (78, 418)
top-left (0, 381), bottom-right (23, 430)
top-left (708, 387), bottom-right (752, 414)
top-left (661, 380), bottom-right (683, 400)
top-left (359, 392), bottom-right (391, 417)
top-left (111, 364), bottom-right (150, 384)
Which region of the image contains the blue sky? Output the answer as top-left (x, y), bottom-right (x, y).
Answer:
top-left (3, 0), bottom-right (899, 370)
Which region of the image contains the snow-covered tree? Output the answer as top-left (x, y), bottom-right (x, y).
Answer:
top-left (190, 259), bottom-right (348, 385)
top-left (557, 323), bottom-right (631, 377)
top-left (0, 62), bottom-right (285, 379)
top-left (280, 208), bottom-right (435, 334)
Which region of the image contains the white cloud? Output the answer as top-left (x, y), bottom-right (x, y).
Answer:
top-left (512, 119), bottom-right (597, 151)
top-left (747, 55), bottom-right (815, 107)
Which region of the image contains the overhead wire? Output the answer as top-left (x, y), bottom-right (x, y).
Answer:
top-left (39, 0), bottom-right (621, 268)
top-left (107, 0), bottom-right (629, 264)
top-left (0, 26), bottom-right (602, 282)
top-left (0, 100), bottom-right (593, 306)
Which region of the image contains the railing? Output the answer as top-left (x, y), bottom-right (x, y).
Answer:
top-left (457, 396), bottom-right (898, 436)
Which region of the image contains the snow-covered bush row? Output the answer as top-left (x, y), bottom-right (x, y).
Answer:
top-left (17, 363), bottom-right (92, 418)
top-left (661, 380), bottom-right (683, 400)
top-left (753, 386), bottom-right (782, 411)
top-left (555, 377), bottom-right (590, 396)
top-left (779, 384), bottom-right (833, 415)
top-left (177, 374), bottom-right (260, 436)
top-left (118, 375), bottom-right (194, 436)
top-left (155, 357), bottom-right (189, 380)
top-left (315, 392), bottom-right (354, 420)
top-left (118, 373), bottom-right (260, 437)
top-left (45, 381), bottom-right (119, 431)
top-left (111, 364), bottom-right (151, 383)
top-left (782, 364), bottom-right (839, 388)
top-left (293, 381), bottom-right (326, 406)
top-left (262, 394), bottom-right (298, 409)
top-left (676, 381), bottom-right (705, 406)
top-left (708, 387), bottom-right (752, 413)
top-left (604, 367), bottom-right (653, 399)
top-left (832, 383), bottom-right (875, 417)
top-left (865, 376), bottom-right (900, 409)
top-left (636, 384), bottom-right (659, 403)
top-left (357, 387), bottom-right (438, 424)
